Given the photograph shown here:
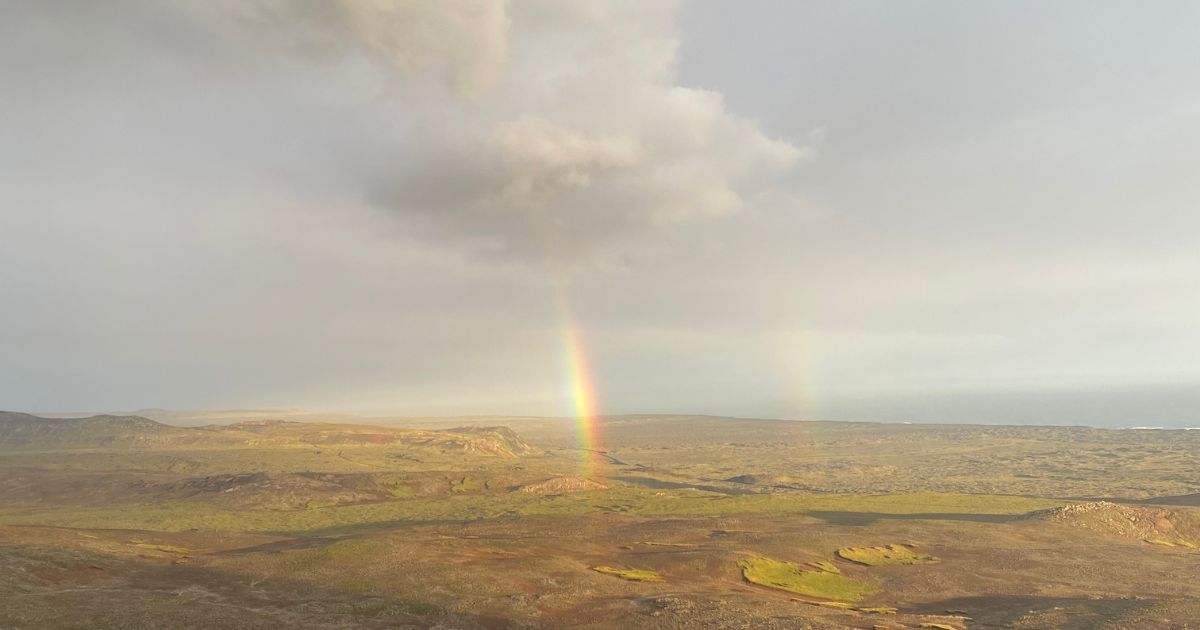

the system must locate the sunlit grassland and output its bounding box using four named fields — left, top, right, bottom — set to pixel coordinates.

left=590, top=420, right=1200, bottom=500
left=0, top=489, right=1064, bottom=534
